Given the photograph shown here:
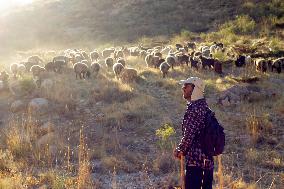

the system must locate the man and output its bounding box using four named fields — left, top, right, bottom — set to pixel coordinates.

left=174, top=77, right=214, bottom=189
